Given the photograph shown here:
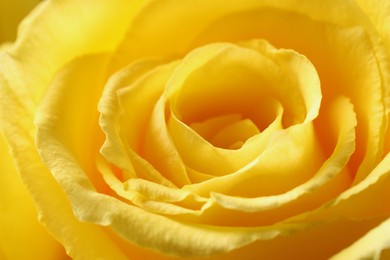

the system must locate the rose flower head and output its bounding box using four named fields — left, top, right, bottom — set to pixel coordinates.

left=1, top=0, right=390, bottom=259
